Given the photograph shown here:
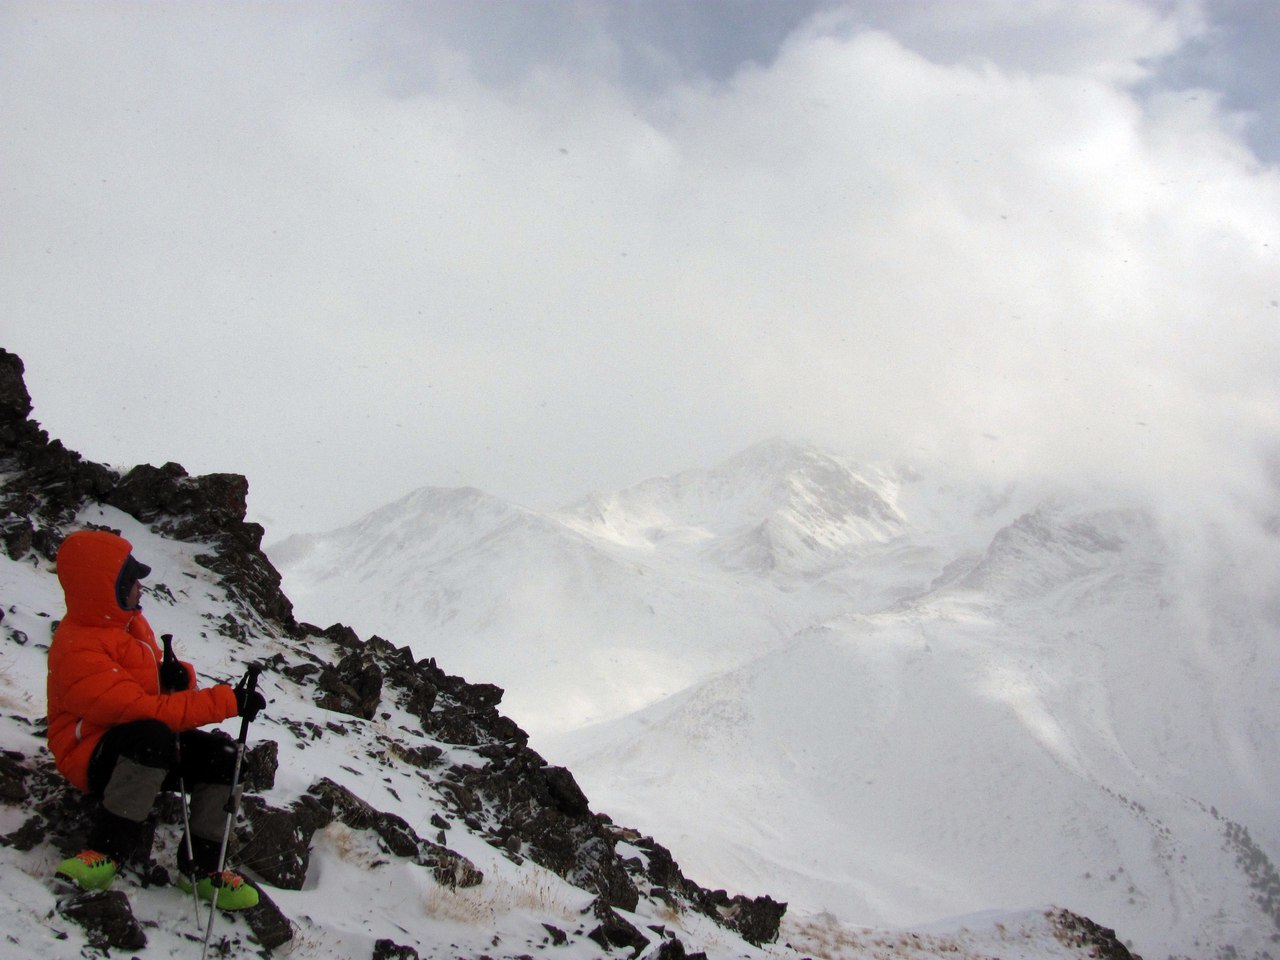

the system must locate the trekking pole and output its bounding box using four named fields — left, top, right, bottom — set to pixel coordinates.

left=201, top=666, right=260, bottom=960
left=161, top=634, right=204, bottom=929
